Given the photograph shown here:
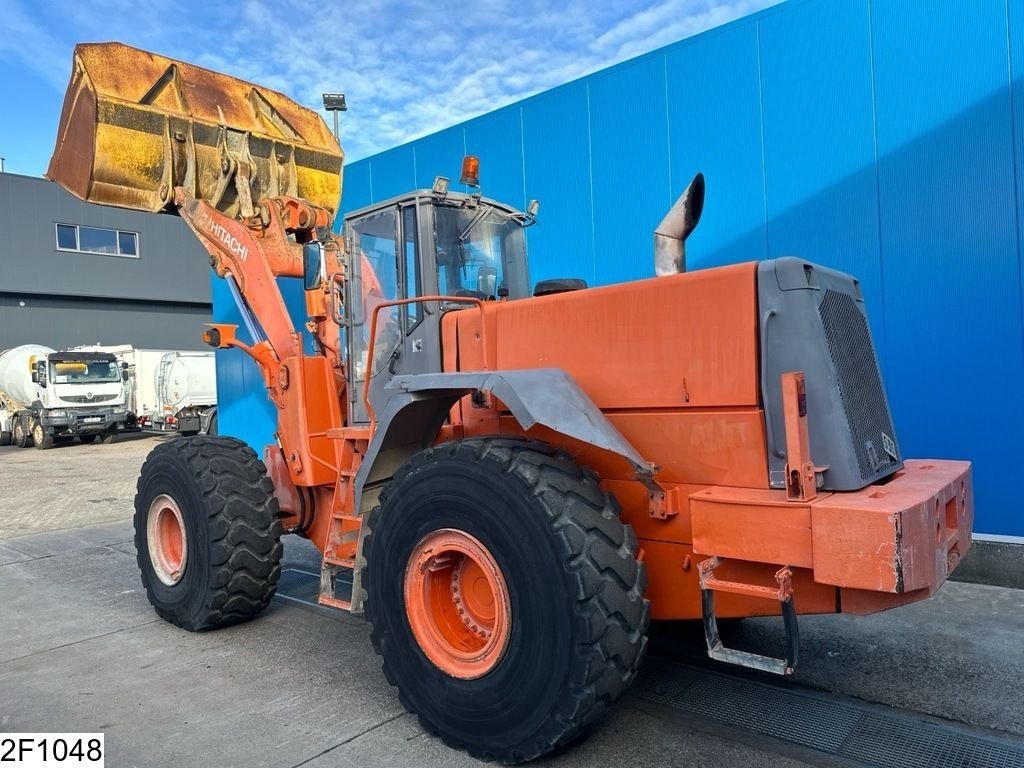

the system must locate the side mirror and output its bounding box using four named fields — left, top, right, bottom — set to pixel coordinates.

left=31, top=370, right=39, bottom=384
left=34, top=361, right=47, bottom=387
left=303, top=241, right=325, bottom=291
left=478, top=266, right=498, bottom=296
